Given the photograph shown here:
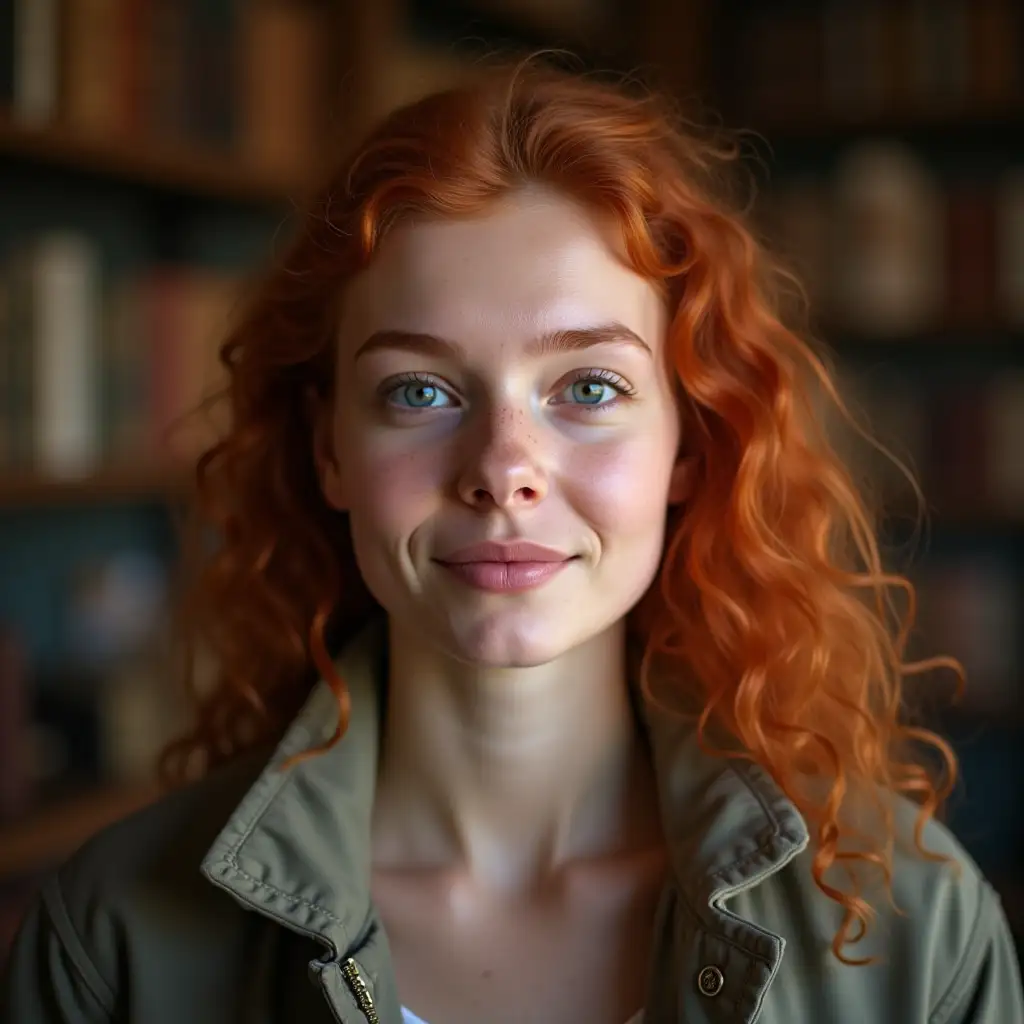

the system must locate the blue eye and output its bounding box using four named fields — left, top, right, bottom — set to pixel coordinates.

left=561, top=372, right=633, bottom=407
left=570, top=379, right=612, bottom=405
left=387, top=377, right=453, bottom=409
